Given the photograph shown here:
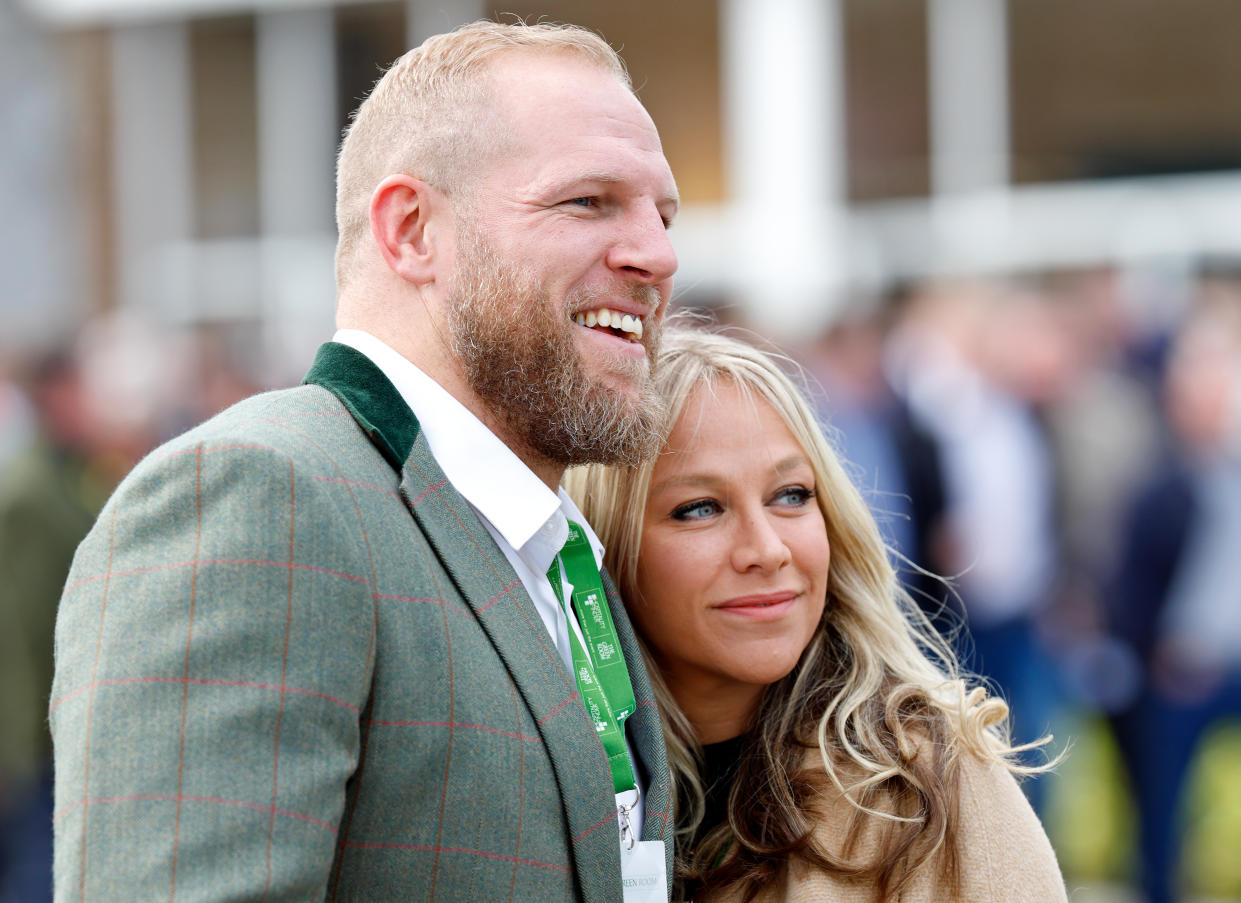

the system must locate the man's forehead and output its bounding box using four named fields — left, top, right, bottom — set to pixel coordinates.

left=452, top=50, right=675, bottom=215
left=484, top=58, right=666, bottom=150
left=482, top=51, right=636, bottom=123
